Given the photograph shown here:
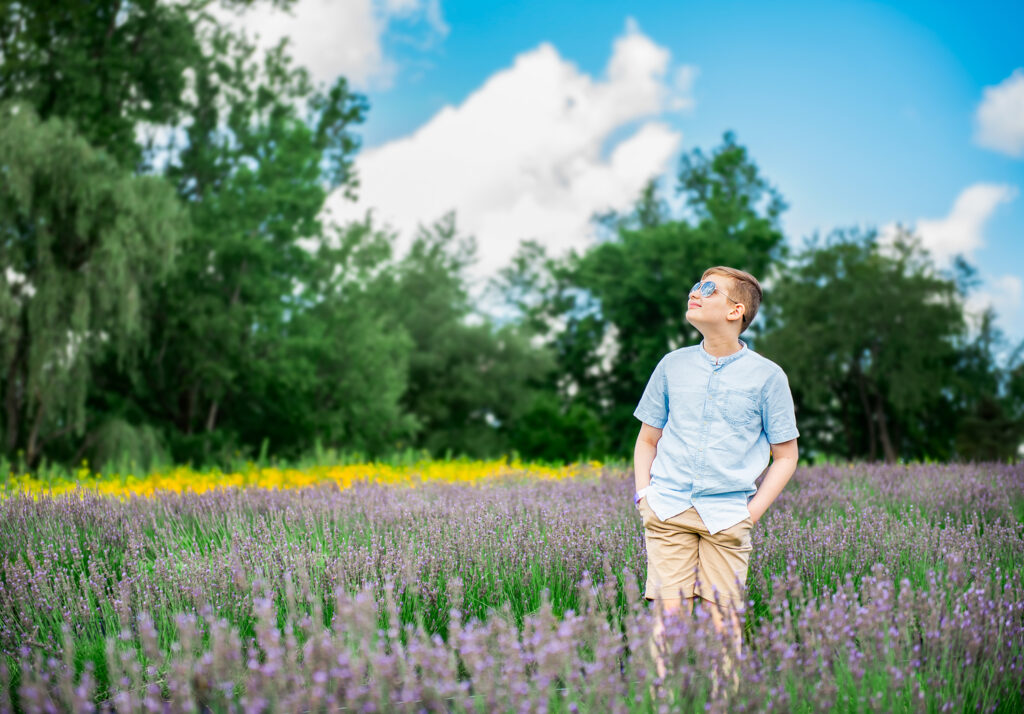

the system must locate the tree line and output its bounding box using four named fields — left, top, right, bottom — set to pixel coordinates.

left=1, top=0, right=1021, bottom=470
